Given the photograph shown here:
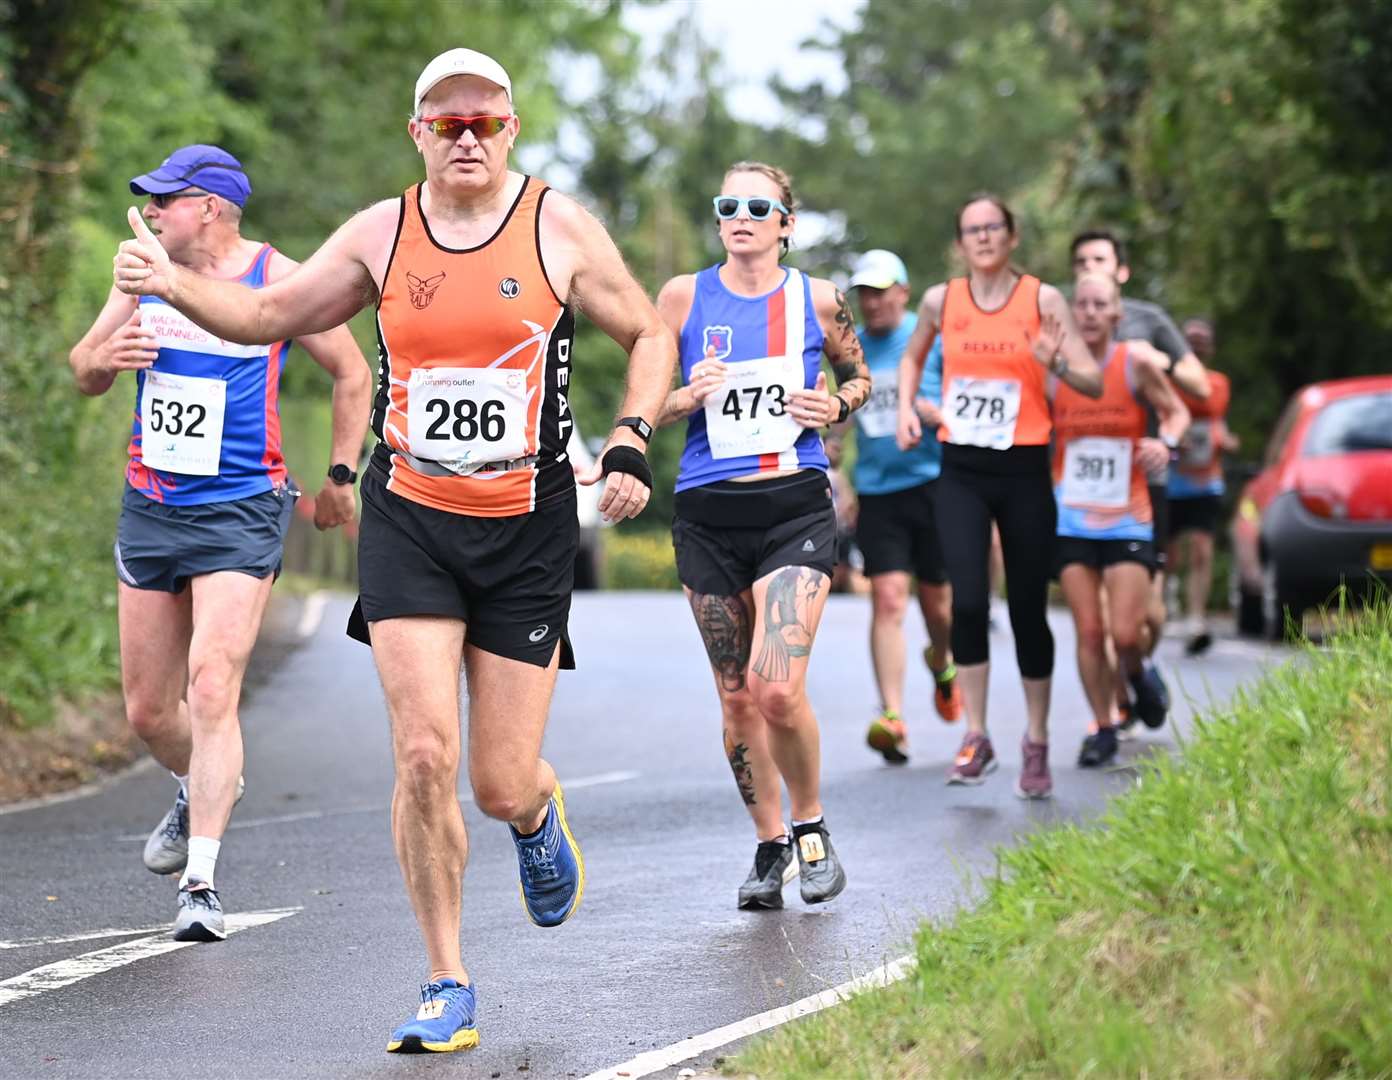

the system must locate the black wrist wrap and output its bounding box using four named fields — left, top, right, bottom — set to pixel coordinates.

left=600, top=444, right=653, bottom=489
